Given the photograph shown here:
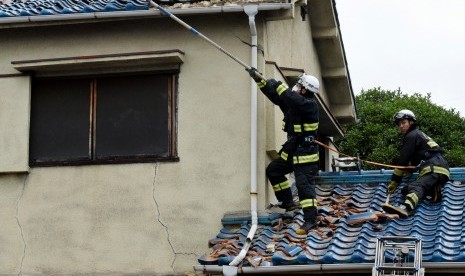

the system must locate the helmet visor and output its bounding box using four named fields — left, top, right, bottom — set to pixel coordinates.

left=393, top=112, right=406, bottom=121
left=393, top=111, right=415, bottom=124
